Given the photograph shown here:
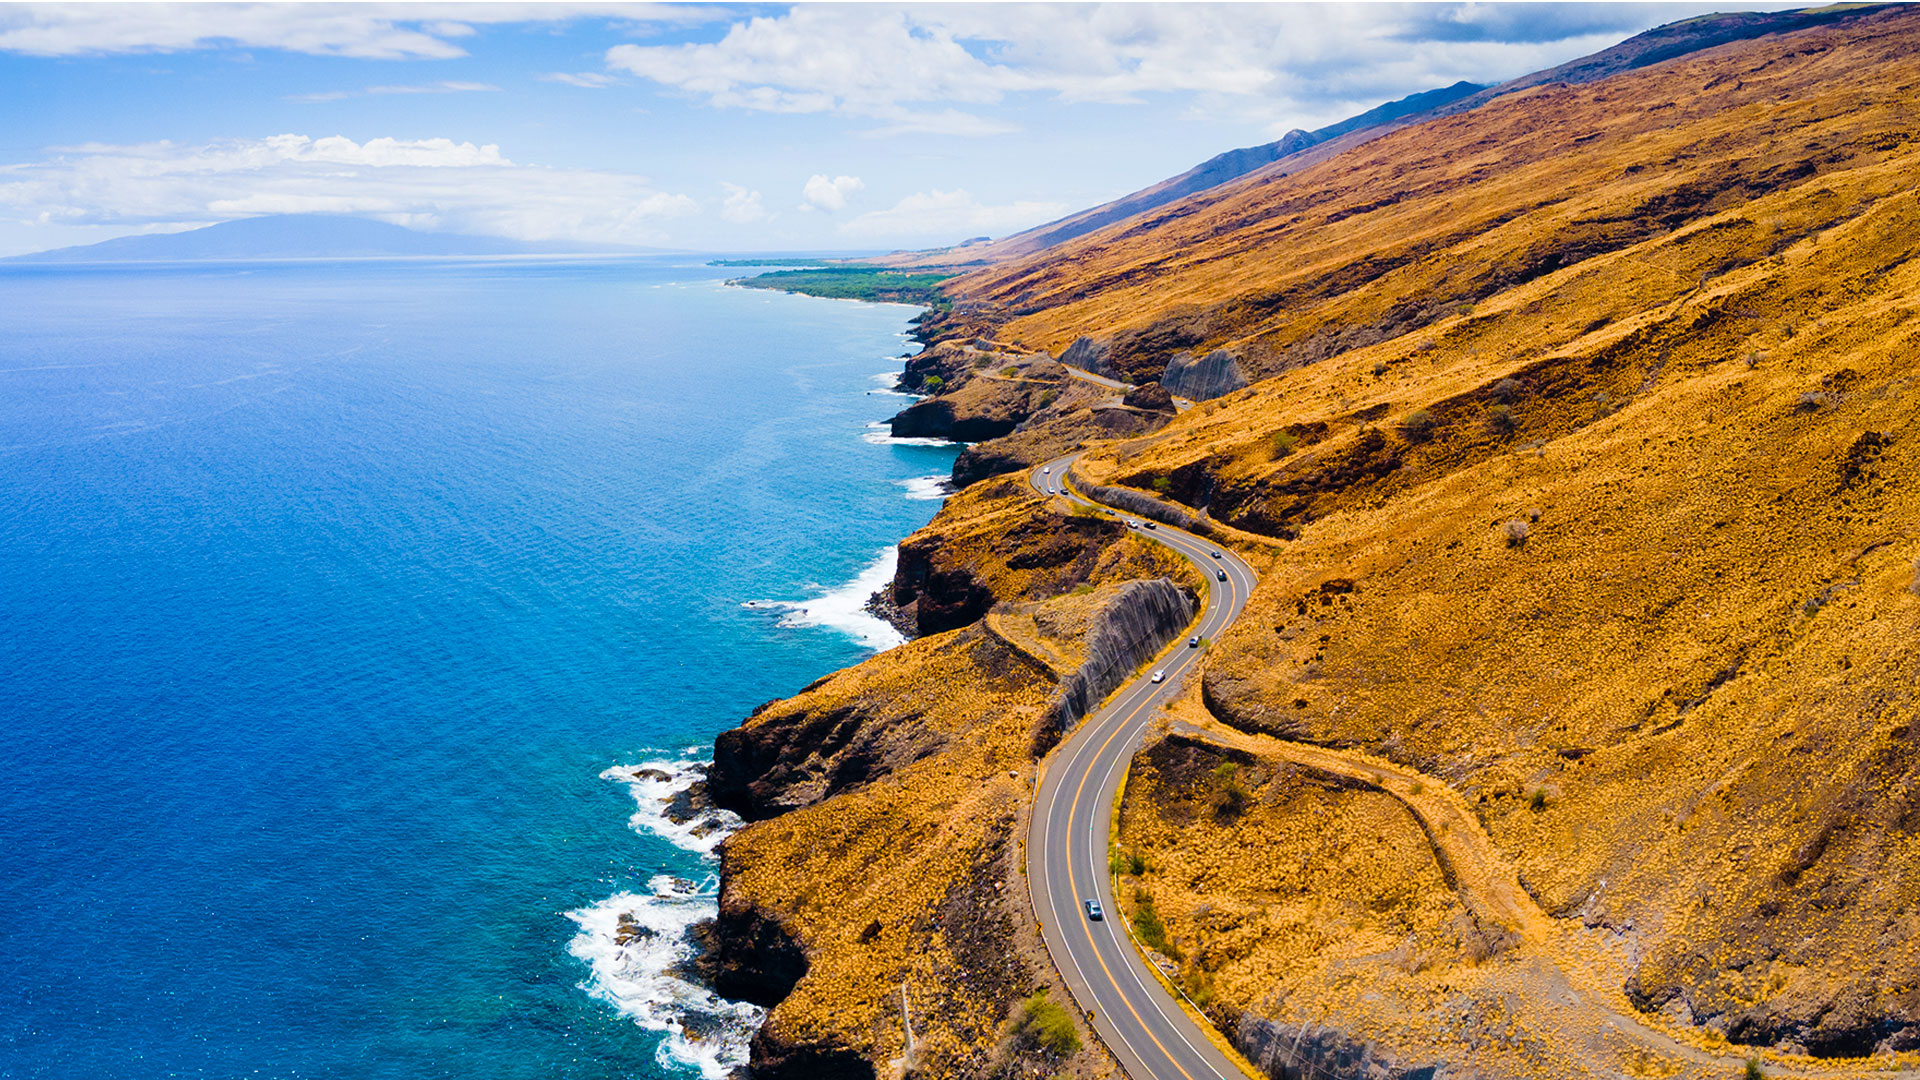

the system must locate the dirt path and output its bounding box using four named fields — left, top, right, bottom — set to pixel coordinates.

left=1166, top=714, right=1920, bottom=1079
